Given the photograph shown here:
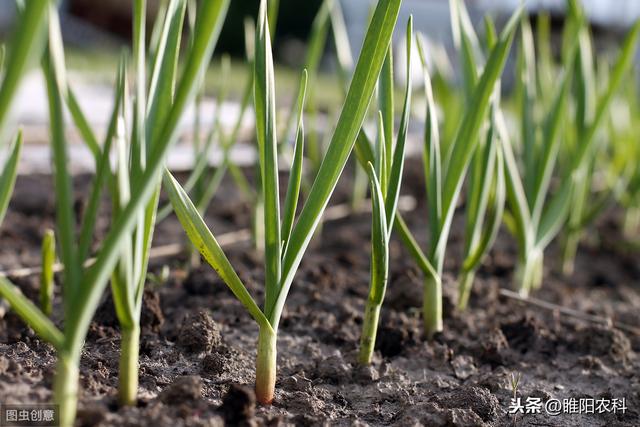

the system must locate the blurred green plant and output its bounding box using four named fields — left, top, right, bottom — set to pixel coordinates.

left=500, top=0, right=640, bottom=295
left=446, top=3, right=506, bottom=311
left=0, top=1, right=230, bottom=425
left=40, top=229, right=56, bottom=317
